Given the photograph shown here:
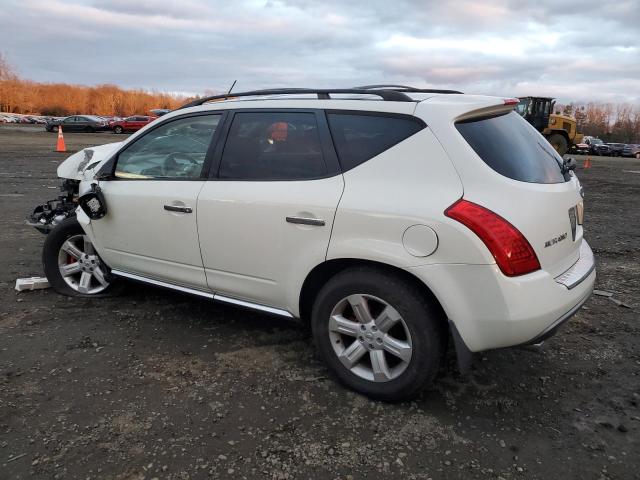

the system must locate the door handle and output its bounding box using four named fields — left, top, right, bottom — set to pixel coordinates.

left=164, top=205, right=193, bottom=214
left=286, top=216, right=325, bottom=226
